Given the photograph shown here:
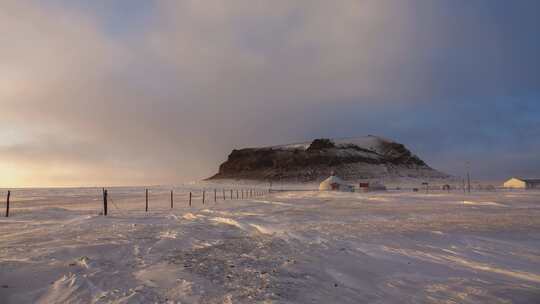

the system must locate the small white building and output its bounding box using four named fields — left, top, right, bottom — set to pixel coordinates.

left=503, top=178, right=540, bottom=189
left=319, top=175, right=354, bottom=192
